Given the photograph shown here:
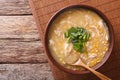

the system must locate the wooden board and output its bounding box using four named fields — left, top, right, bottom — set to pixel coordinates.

left=0, top=64, right=53, bottom=80
left=0, top=0, right=31, bottom=15
left=28, top=0, right=120, bottom=80
left=0, top=0, right=53, bottom=79
left=0, top=16, right=47, bottom=63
